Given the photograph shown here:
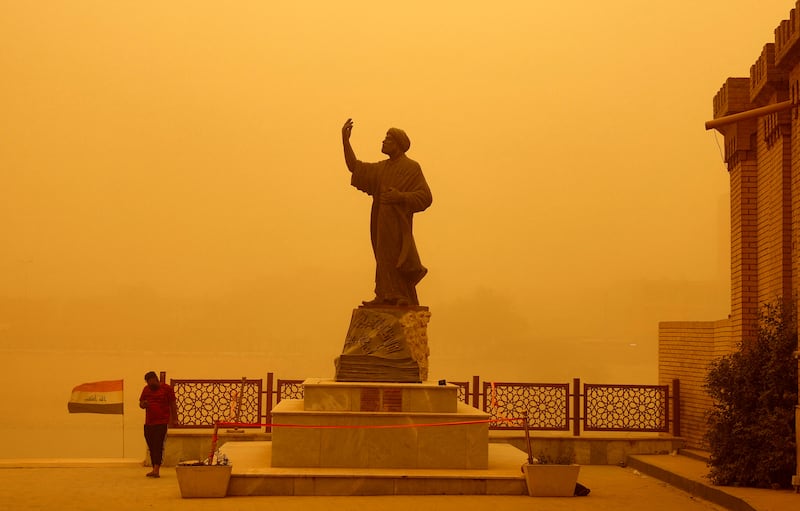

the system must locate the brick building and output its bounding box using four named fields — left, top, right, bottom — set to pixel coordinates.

left=658, top=2, right=800, bottom=477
